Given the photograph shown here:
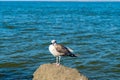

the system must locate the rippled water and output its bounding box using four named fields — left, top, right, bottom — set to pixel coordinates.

left=0, top=1, right=120, bottom=80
